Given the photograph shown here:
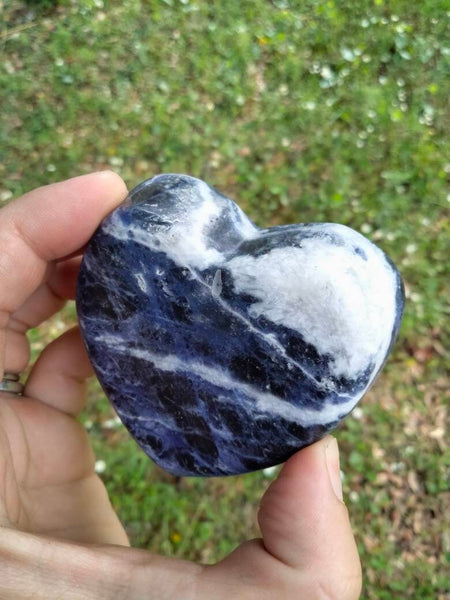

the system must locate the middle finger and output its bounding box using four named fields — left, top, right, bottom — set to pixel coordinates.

left=5, top=258, right=82, bottom=373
